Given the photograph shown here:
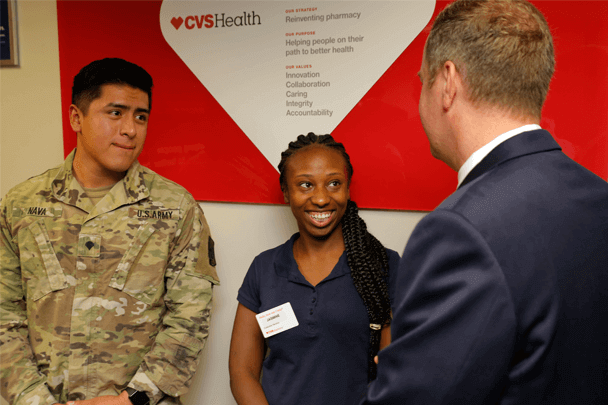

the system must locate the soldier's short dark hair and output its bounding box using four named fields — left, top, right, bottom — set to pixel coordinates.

left=71, top=58, right=153, bottom=114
